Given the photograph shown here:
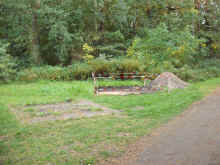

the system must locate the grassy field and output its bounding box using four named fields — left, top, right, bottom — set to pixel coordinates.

left=1, top=78, right=220, bottom=165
